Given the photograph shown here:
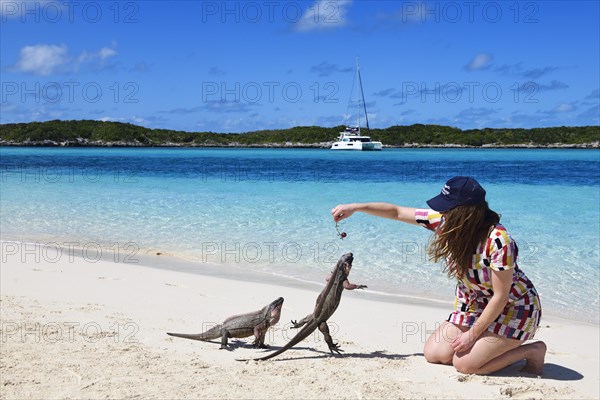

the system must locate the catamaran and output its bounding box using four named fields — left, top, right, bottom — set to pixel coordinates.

left=331, top=59, right=383, bottom=151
